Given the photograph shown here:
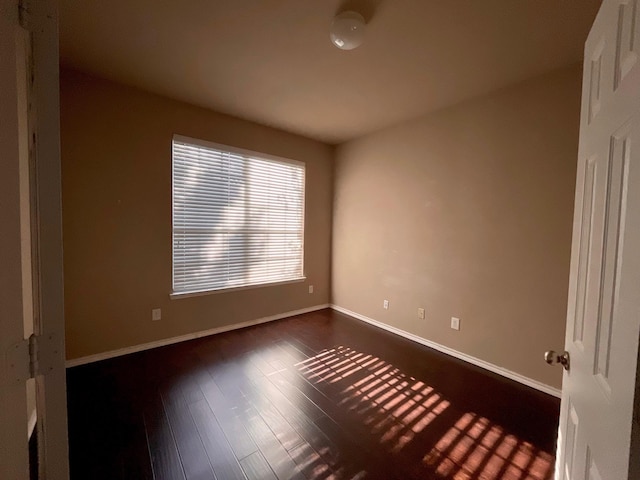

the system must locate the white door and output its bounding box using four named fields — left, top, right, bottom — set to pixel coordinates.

left=554, top=0, right=640, bottom=479
left=0, top=0, right=69, bottom=479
